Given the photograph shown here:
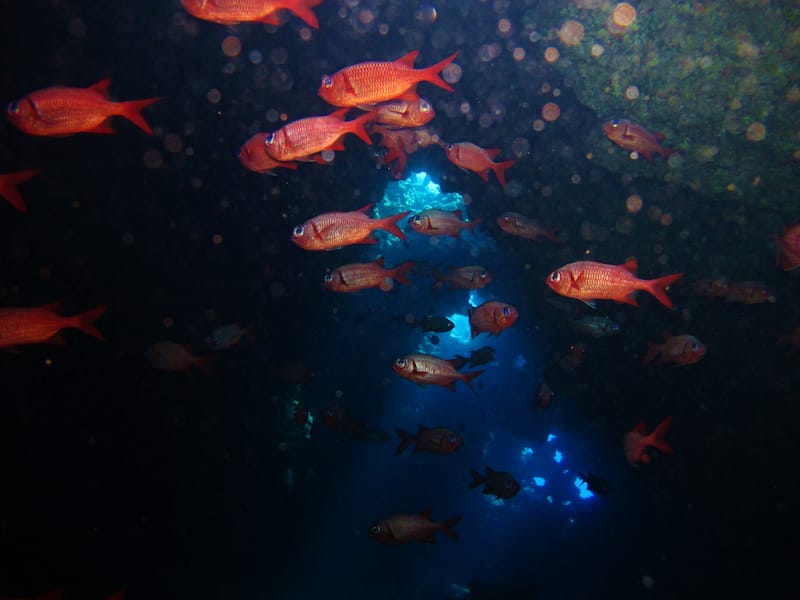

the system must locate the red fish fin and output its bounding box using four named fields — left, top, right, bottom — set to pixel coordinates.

left=40, top=300, right=64, bottom=313
left=648, top=416, right=674, bottom=455
left=423, top=532, right=438, bottom=544
left=372, top=256, right=386, bottom=267
left=476, top=169, right=490, bottom=182
left=544, top=228, right=562, bottom=244
left=439, top=515, right=462, bottom=540
left=398, top=88, right=421, bottom=102
left=445, top=381, right=457, bottom=392
left=46, top=332, right=69, bottom=346
left=329, top=107, right=350, bottom=120
left=89, top=78, right=113, bottom=98
left=358, top=234, right=379, bottom=245
left=67, top=304, right=109, bottom=341
left=88, top=119, right=117, bottom=134
left=492, top=159, right=515, bottom=187
left=347, top=110, right=376, bottom=145
left=618, top=291, right=639, bottom=307
left=105, top=591, right=126, bottom=600
left=194, top=353, right=221, bottom=375
left=0, top=168, right=42, bottom=212
left=395, top=50, right=420, bottom=67
left=390, top=260, right=416, bottom=286
left=642, top=342, right=661, bottom=365
left=420, top=52, right=459, bottom=92
left=638, top=149, right=655, bottom=162
left=469, top=469, right=484, bottom=489
left=643, top=272, right=683, bottom=309
left=452, top=355, right=469, bottom=370
left=377, top=210, right=411, bottom=241
left=285, top=3, right=320, bottom=28
left=117, top=97, right=162, bottom=134
left=632, top=421, right=648, bottom=434
left=461, top=369, right=484, bottom=393
left=255, top=13, right=282, bottom=26
left=620, top=258, right=638, bottom=273
left=356, top=203, right=374, bottom=214
left=486, top=148, right=501, bottom=159
left=395, top=428, right=415, bottom=454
